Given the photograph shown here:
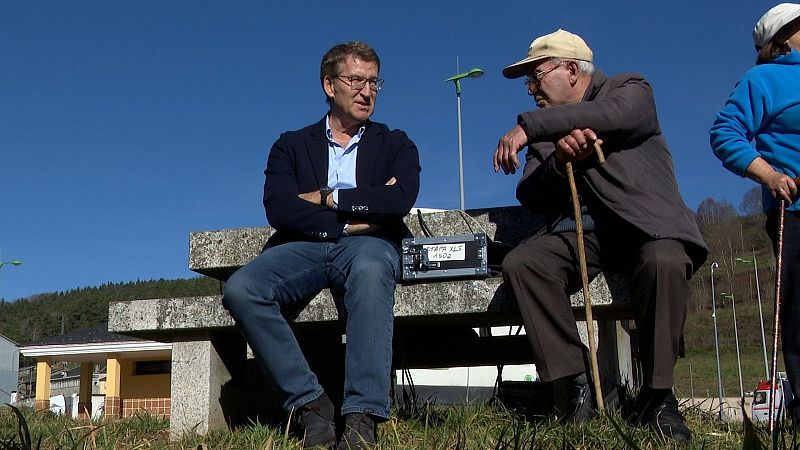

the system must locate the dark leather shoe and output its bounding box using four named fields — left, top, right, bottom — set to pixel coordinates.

left=552, top=372, right=597, bottom=423
left=632, top=388, right=692, bottom=442
left=301, top=392, right=336, bottom=448
left=337, top=413, right=377, bottom=449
